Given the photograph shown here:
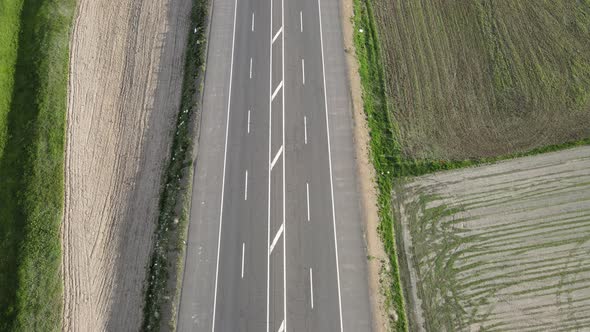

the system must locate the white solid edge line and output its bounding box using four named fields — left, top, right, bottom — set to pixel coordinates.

left=244, top=170, right=248, bottom=200
left=250, top=57, right=253, bottom=79
left=242, top=242, right=245, bottom=279
left=302, top=58, right=305, bottom=85
left=306, top=182, right=310, bottom=221
left=300, top=11, right=303, bottom=32
left=271, top=81, right=283, bottom=101
left=310, top=268, right=314, bottom=309
left=252, top=12, right=255, bottom=31
left=304, top=116, right=308, bottom=144
left=281, top=0, right=287, bottom=328
left=270, top=145, right=283, bottom=170
left=211, top=0, right=238, bottom=329
left=278, top=320, right=285, bottom=332
left=248, top=109, right=251, bottom=134
left=269, top=223, right=284, bottom=254
left=317, top=0, right=344, bottom=330
left=266, top=0, right=273, bottom=329
left=272, top=26, right=283, bottom=44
